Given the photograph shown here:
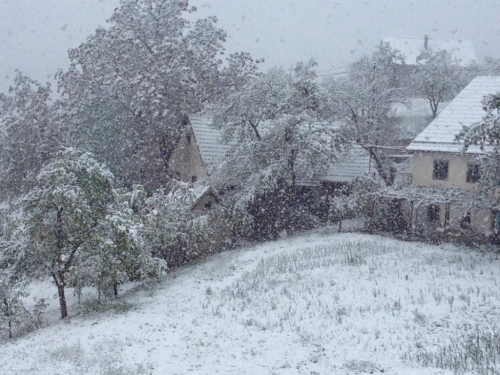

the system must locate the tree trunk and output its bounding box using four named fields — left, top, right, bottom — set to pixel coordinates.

left=3, top=298, right=12, bottom=339
left=53, top=274, right=68, bottom=319
left=366, top=147, right=391, bottom=186
left=57, top=283, right=68, bottom=319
